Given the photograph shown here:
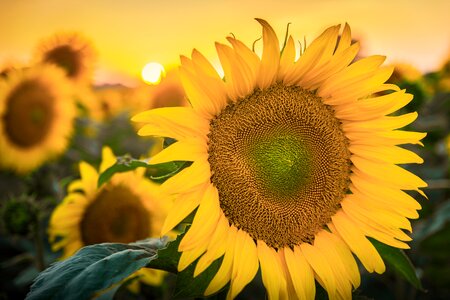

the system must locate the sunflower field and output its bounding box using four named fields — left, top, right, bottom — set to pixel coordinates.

left=0, top=1, right=449, bottom=300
